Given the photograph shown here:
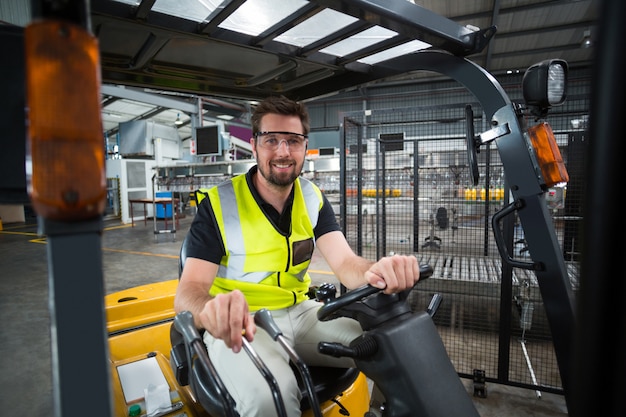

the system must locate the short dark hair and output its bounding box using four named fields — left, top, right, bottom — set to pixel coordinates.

left=251, top=95, right=310, bottom=136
